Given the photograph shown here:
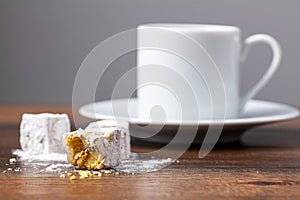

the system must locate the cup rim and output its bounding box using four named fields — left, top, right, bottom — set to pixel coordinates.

left=138, top=23, right=240, bottom=32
